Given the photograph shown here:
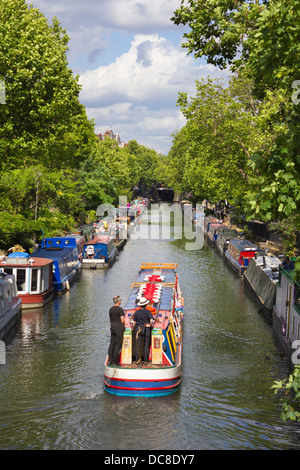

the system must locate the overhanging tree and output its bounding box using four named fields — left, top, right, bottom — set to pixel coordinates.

left=0, top=0, right=95, bottom=171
